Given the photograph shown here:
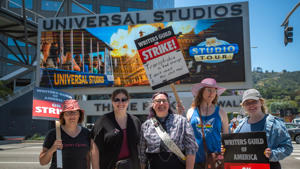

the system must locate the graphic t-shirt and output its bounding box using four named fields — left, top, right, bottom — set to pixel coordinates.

left=43, top=127, right=90, bottom=169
